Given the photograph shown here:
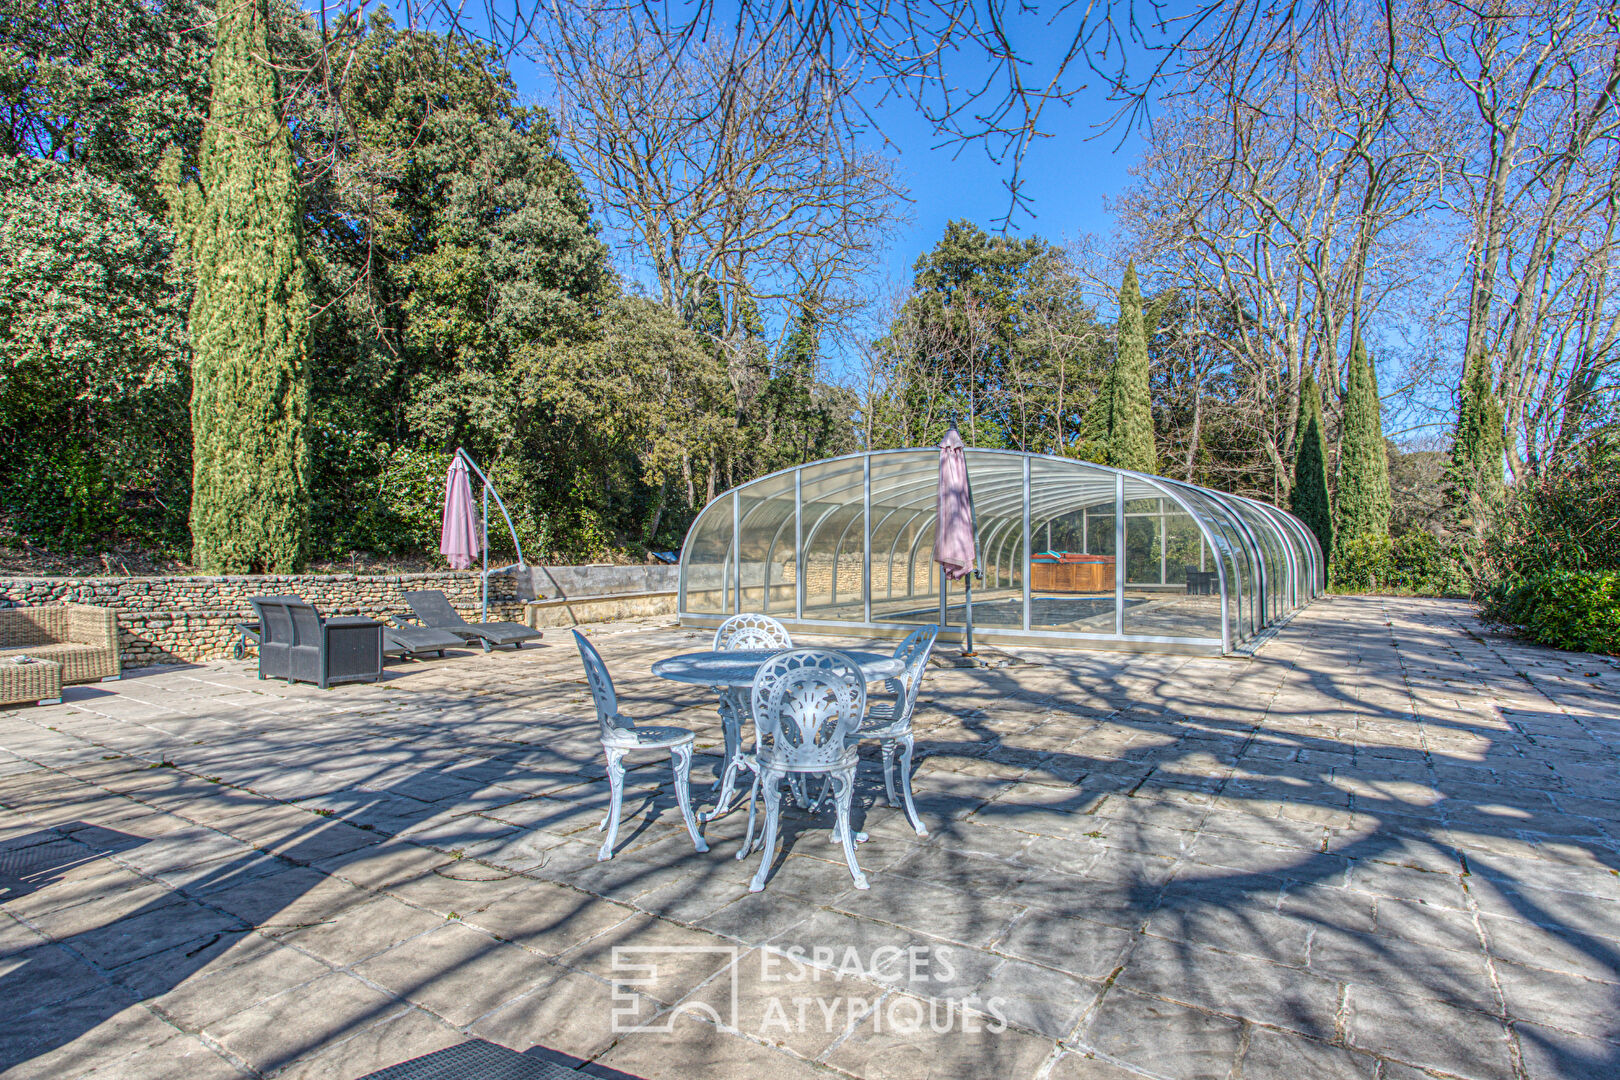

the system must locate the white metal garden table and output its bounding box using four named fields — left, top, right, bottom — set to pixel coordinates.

left=651, top=648, right=903, bottom=820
